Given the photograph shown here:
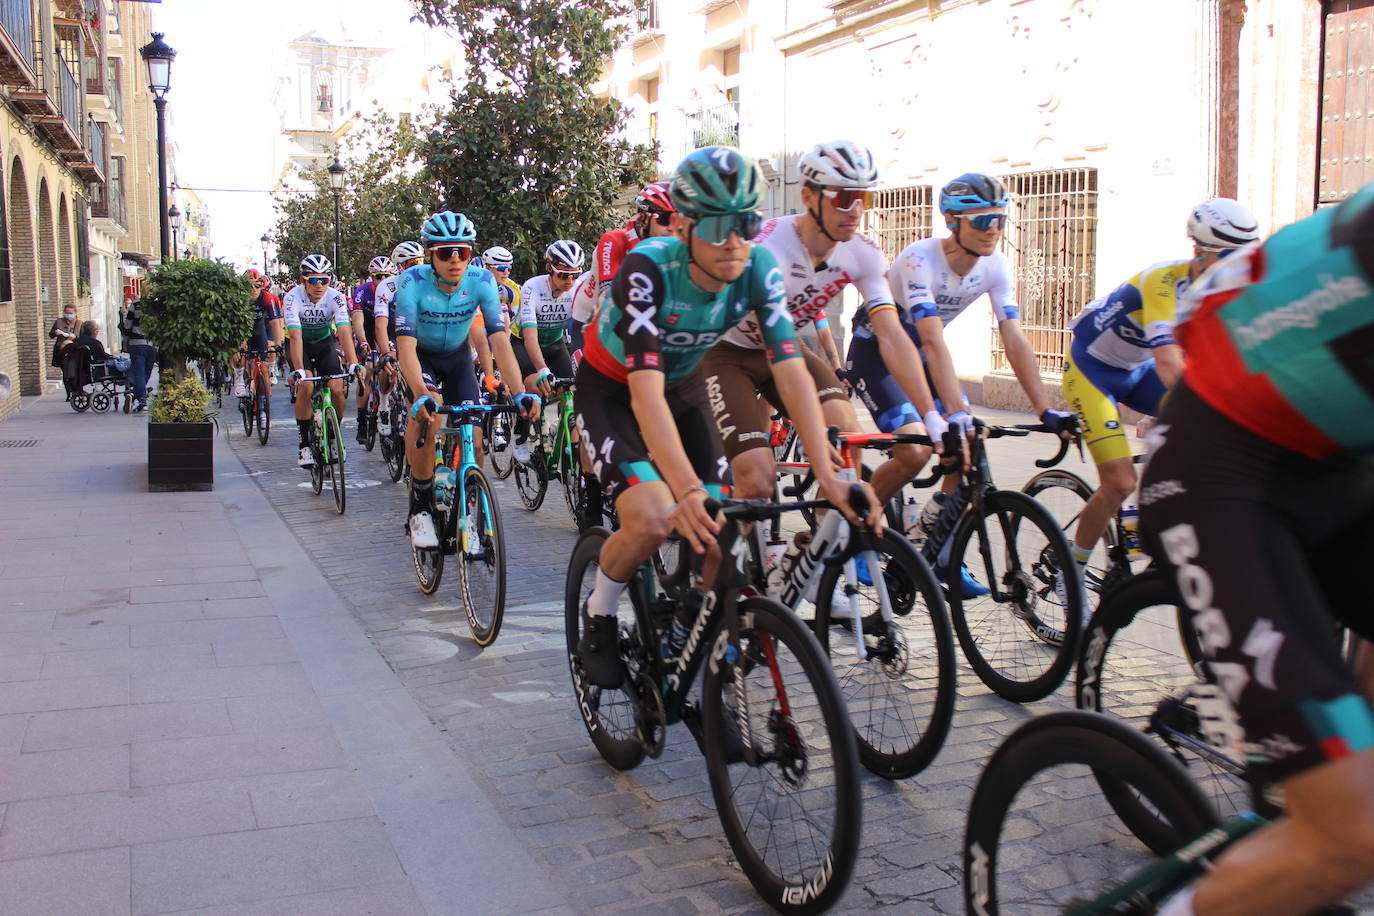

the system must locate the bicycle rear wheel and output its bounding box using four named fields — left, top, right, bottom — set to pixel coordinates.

left=814, top=532, right=957, bottom=779
left=309, top=425, right=324, bottom=495
left=413, top=501, right=445, bottom=595
left=514, top=446, right=548, bottom=510
left=257, top=390, right=270, bottom=446
left=560, top=443, right=584, bottom=524
left=948, top=490, right=1085, bottom=702
left=241, top=397, right=253, bottom=437
left=364, top=406, right=378, bottom=452
left=1023, top=468, right=1131, bottom=599
left=702, top=596, right=861, bottom=914
left=459, top=468, right=506, bottom=646
left=326, top=410, right=346, bottom=514
left=383, top=401, right=406, bottom=483
left=488, top=399, right=515, bottom=479
left=962, top=710, right=1219, bottom=914
left=564, top=529, right=647, bottom=771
